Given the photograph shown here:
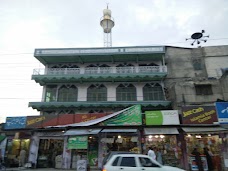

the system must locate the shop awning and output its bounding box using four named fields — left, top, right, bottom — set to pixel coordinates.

left=144, top=128, right=179, bottom=135
left=182, top=127, right=227, bottom=133
left=64, top=128, right=102, bottom=136
left=101, top=129, right=138, bottom=133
